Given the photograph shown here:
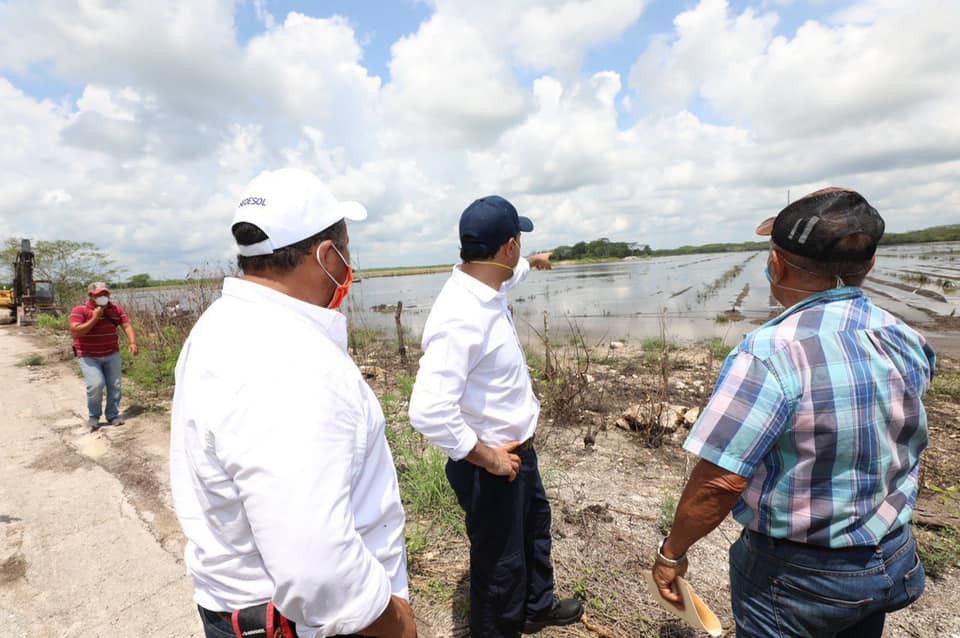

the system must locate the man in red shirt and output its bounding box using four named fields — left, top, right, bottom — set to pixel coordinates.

left=69, top=282, right=138, bottom=431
